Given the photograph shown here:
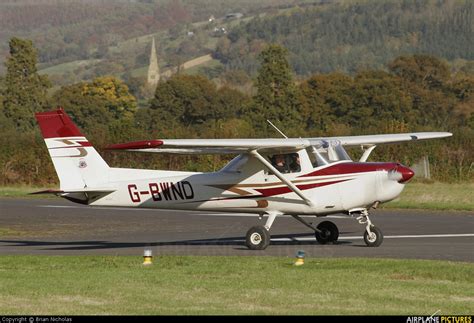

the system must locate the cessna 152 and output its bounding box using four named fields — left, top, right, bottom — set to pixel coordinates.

left=34, top=109, right=452, bottom=250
